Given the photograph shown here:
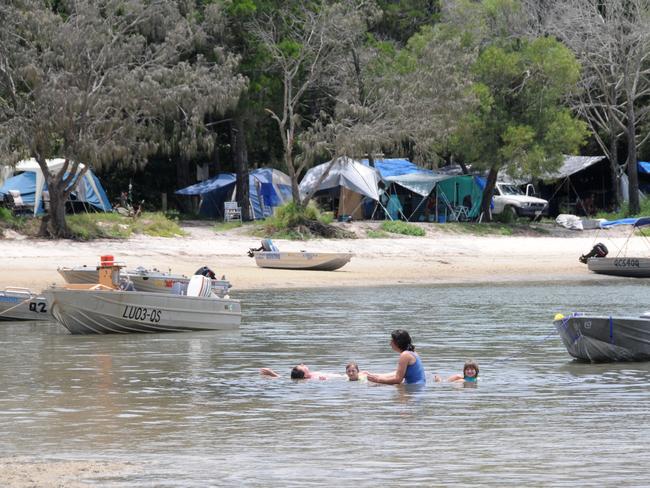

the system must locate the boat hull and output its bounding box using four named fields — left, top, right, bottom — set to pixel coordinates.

left=554, top=314, right=650, bottom=361
left=253, top=251, right=352, bottom=271
left=587, top=257, right=650, bottom=277
left=43, top=288, right=241, bottom=334
left=0, top=289, right=50, bottom=321
left=58, top=267, right=231, bottom=296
